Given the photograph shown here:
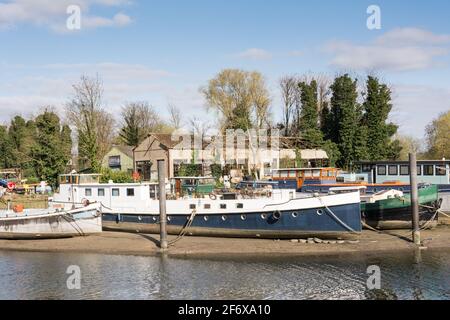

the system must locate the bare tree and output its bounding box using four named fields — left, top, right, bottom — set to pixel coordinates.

left=119, top=101, right=164, bottom=147
left=279, top=76, right=297, bottom=136
left=167, top=103, right=182, bottom=130
left=66, top=75, right=115, bottom=172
